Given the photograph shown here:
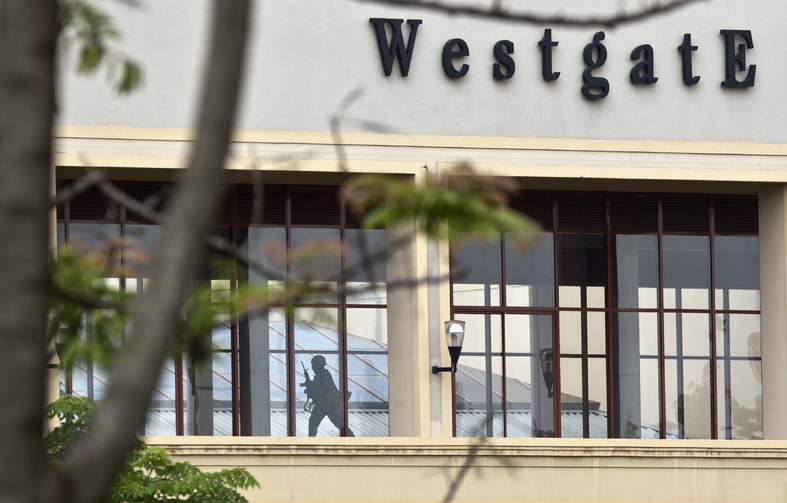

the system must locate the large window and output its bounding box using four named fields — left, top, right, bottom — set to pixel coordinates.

left=57, top=182, right=388, bottom=437
left=451, top=192, right=761, bottom=439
